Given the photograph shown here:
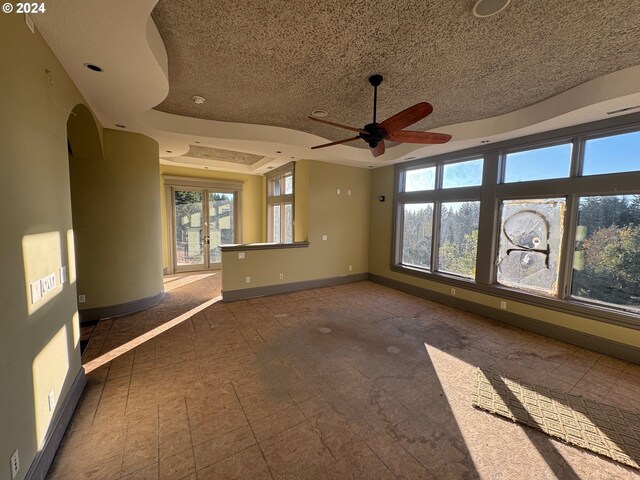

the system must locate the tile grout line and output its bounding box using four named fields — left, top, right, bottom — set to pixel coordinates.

left=230, top=382, right=276, bottom=480
left=183, top=396, right=200, bottom=480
